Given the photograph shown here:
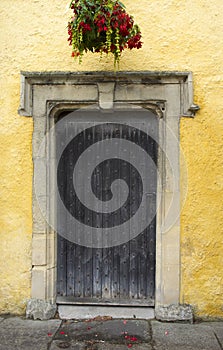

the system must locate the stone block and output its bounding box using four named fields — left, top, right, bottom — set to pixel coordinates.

left=98, top=82, right=115, bottom=109
left=31, top=267, right=46, bottom=299
left=47, top=235, right=56, bottom=267
left=155, top=304, right=193, bottom=323
left=164, top=84, right=181, bottom=116
left=115, top=83, right=165, bottom=101
left=46, top=267, right=57, bottom=300
left=26, top=298, right=57, bottom=320
left=32, top=195, right=47, bottom=234
left=32, top=235, right=47, bottom=265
